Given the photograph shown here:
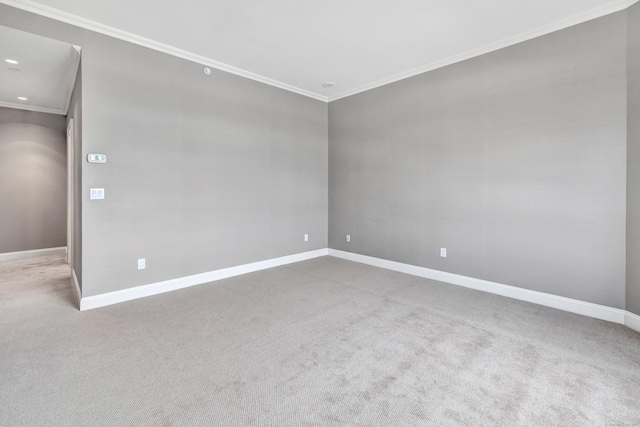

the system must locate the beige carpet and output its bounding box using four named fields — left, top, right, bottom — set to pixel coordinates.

left=1, top=254, right=639, bottom=426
